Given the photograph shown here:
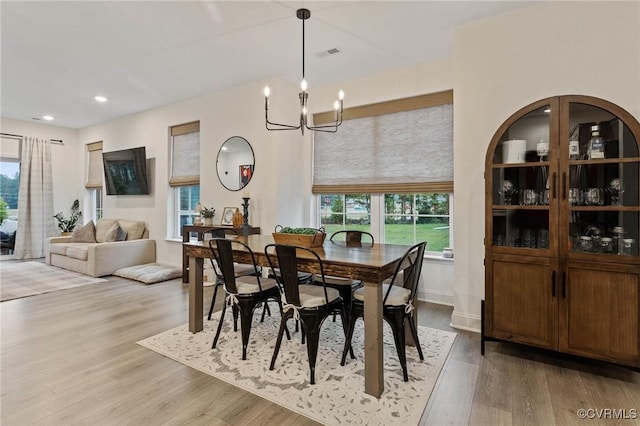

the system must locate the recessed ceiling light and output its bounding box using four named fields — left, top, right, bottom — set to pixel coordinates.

left=94, top=96, right=108, bottom=102
left=544, top=108, right=551, bottom=113
left=42, top=115, right=54, bottom=121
